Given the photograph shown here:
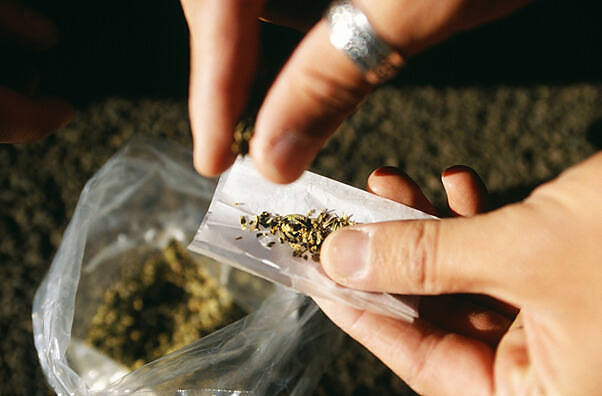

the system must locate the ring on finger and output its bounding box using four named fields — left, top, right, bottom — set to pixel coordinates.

left=324, top=0, right=405, bottom=84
